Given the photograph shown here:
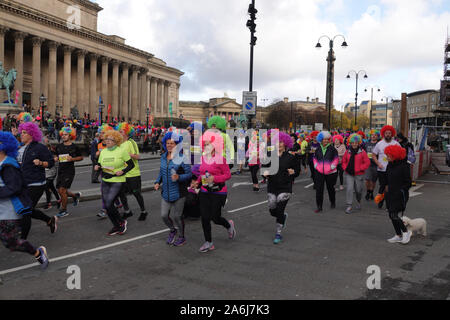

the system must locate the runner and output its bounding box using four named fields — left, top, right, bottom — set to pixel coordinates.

left=207, top=116, right=235, bottom=168
left=17, top=122, right=57, bottom=238
left=262, top=131, right=299, bottom=244
left=154, top=132, right=192, bottom=246
left=371, top=125, right=400, bottom=209
left=313, top=131, right=339, bottom=213
left=96, top=124, right=114, bottom=218
left=95, top=130, right=134, bottom=236
left=299, top=133, right=308, bottom=174
left=342, top=133, right=370, bottom=214
left=333, top=134, right=346, bottom=191
left=54, top=127, right=83, bottom=217
left=43, top=137, right=60, bottom=210
left=0, top=131, right=49, bottom=269
left=364, top=130, right=380, bottom=201
left=197, top=129, right=235, bottom=253
left=117, top=123, right=149, bottom=221
left=247, top=130, right=261, bottom=192
left=384, top=144, right=412, bottom=244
